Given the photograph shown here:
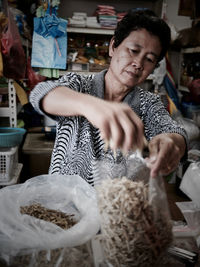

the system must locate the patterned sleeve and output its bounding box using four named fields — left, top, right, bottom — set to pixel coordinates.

left=29, top=72, right=92, bottom=116
left=140, top=90, right=189, bottom=147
